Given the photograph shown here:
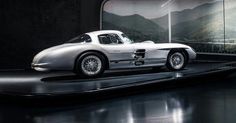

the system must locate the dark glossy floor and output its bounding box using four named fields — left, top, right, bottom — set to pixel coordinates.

left=1, top=70, right=236, bottom=123
left=0, top=62, right=232, bottom=96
